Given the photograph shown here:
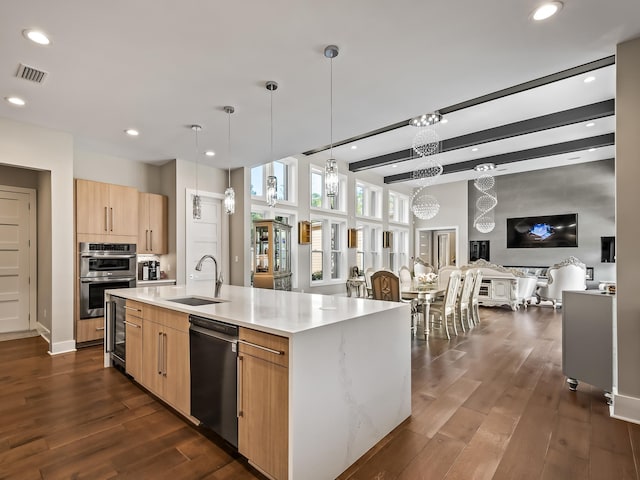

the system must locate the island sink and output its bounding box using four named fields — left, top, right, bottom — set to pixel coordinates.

left=165, top=297, right=223, bottom=306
